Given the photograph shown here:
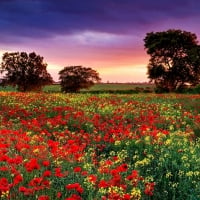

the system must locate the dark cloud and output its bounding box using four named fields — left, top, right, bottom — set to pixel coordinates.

left=0, top=0, right=200, bottom=43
